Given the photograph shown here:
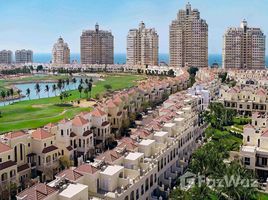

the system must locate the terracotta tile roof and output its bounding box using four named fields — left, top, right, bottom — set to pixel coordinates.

left=72, top=116, right=89, bottom=126
left=70, top=132, right=77, bottom=137
left=0, top=142, right=12, bottom=153
left=5, top=131, right=26, bottom=139
left=32, top=128, right=53, bottom=140
left=83, top=130, right=92, bottom=137
left=18, top=163, right=30, bottom=172
left=91, top=108, right=106, bottom=117
left=42, top=145, right=58, bottom=154
left=75, top=164, right=99, bottom=174
left=107, top=100, right=117, bottom=108
left=96, top=150, right=122, bottom=163
left=117, top=137, right=138, bottom=151
left=0, top=160, right=16, bottom=170
left=56, top=168, right=83, bottom=181
left=16, top=183, right=57, bottom=200
left=132, top=129, right=152, bottom=139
